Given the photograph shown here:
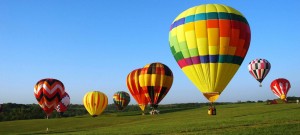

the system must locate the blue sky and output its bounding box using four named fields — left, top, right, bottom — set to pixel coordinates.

left=0, top=0, right=299, bottom=105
